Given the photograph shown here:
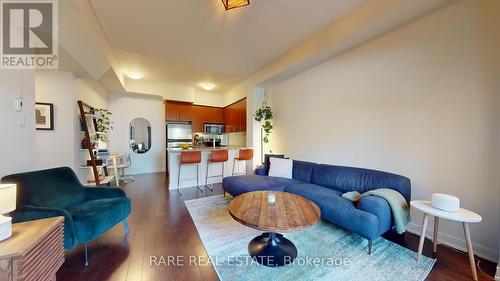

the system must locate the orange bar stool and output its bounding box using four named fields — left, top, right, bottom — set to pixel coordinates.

left=178, top=150, right=203, bottom=195
left=205, top=149, right=229, bottom=192
left=232, top=148, right=254, bottom=176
